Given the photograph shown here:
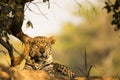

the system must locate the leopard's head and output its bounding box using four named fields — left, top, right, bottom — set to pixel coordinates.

left=28, top=36, right=55, bottom=62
